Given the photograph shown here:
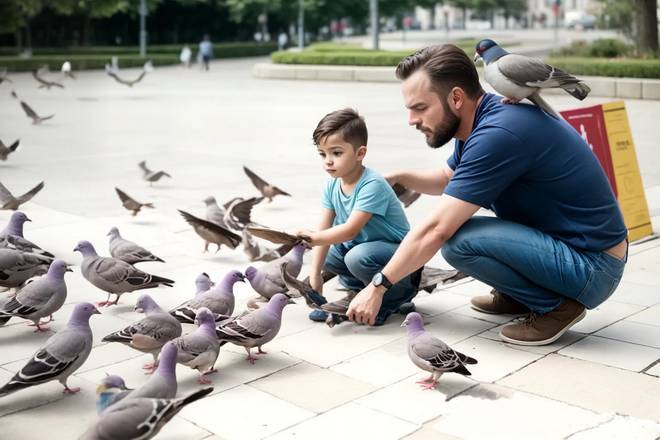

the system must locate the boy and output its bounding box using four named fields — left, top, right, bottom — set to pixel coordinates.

left=297, top=108, right=419, bottom=326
